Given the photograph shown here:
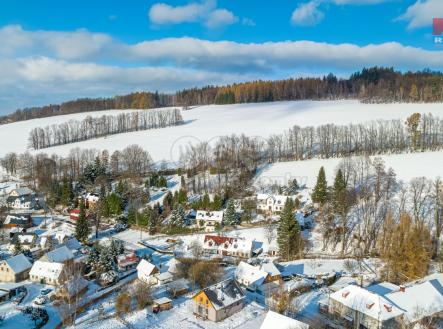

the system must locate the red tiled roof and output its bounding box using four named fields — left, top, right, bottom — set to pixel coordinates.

left=204, top=235, right=235, bottom=246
